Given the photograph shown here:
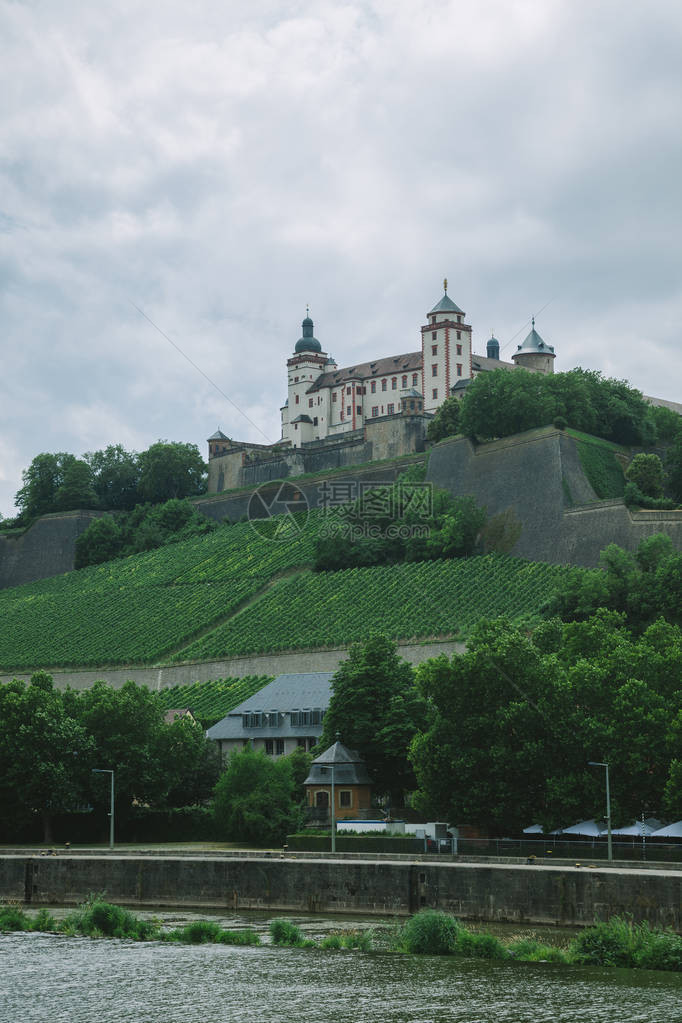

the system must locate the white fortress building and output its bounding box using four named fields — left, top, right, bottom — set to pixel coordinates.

left=279, top=280, right=554, bottom=448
